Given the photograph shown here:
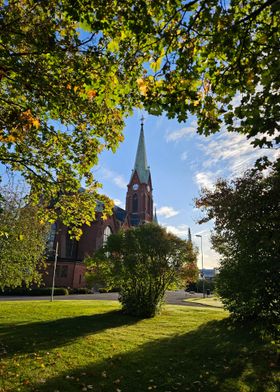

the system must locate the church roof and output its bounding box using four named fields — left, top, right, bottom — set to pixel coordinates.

left=113, top=205, right=127, bottom=223
left=131, top=122, right=150, bottom=184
